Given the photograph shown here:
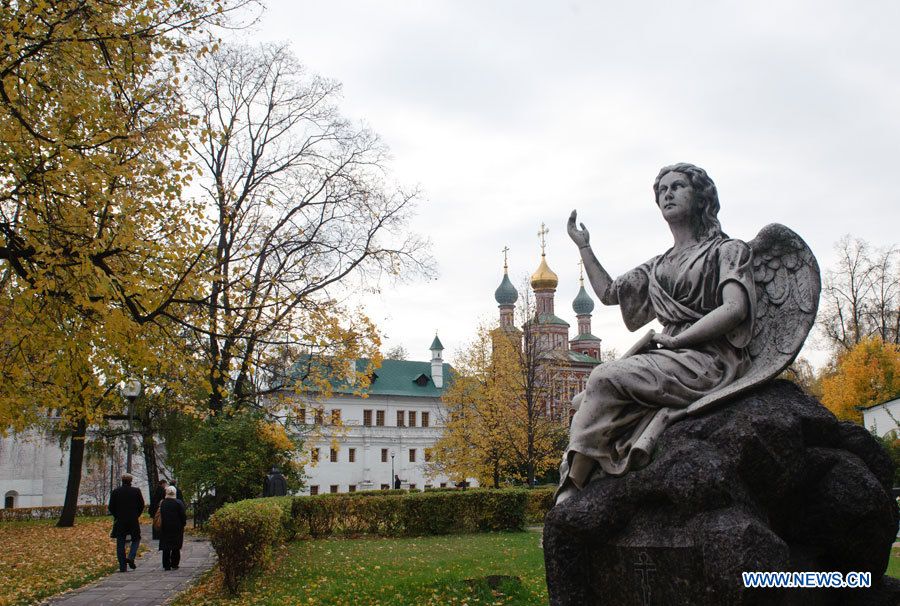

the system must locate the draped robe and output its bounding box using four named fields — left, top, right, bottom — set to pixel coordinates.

left=566, top=236, right=756, bottom=476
